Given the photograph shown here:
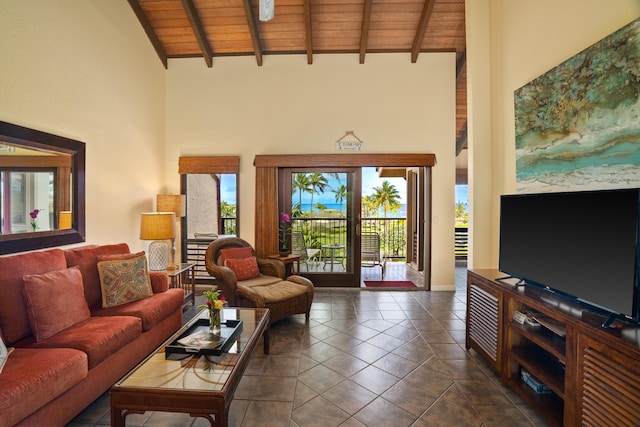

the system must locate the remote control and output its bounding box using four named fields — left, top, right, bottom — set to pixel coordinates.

left=513, top=311, right=527, bottom=324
